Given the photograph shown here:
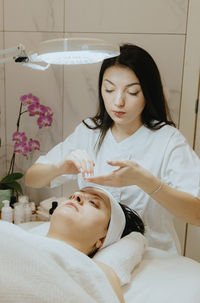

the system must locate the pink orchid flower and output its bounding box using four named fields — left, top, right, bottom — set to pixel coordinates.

left=44, top=106, right=53, bottom=117
left=20, top=93, right=39, bottom=106
left=14, top=142, right=29, bottom=156
left=28, top=139, right=40, bottom=152
left=40, top=105, right=49, bottom=115
left=12, top=131, right=27, bottom=143
left=28, top=103, right=45, bottom=116
left=37, top=115, right=53, bottom=128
